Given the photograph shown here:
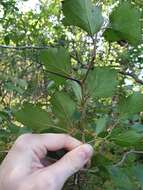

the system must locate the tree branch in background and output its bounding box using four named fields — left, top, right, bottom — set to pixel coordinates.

left=120, top=71, right=143, bottom=85
left=0, top=45, right=50, bottom=50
